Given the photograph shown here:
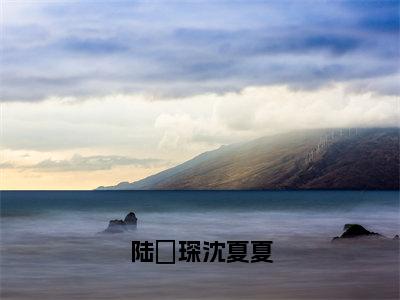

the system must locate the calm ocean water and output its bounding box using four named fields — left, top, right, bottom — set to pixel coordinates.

left=1, top=191, right=399, bottom=299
